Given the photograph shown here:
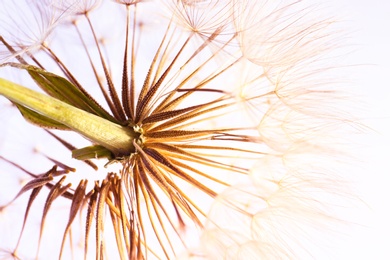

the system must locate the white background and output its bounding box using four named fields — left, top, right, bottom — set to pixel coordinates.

left=334, top=0, right=390, bottom=258
left=0, top=0, right=390, bottom=259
